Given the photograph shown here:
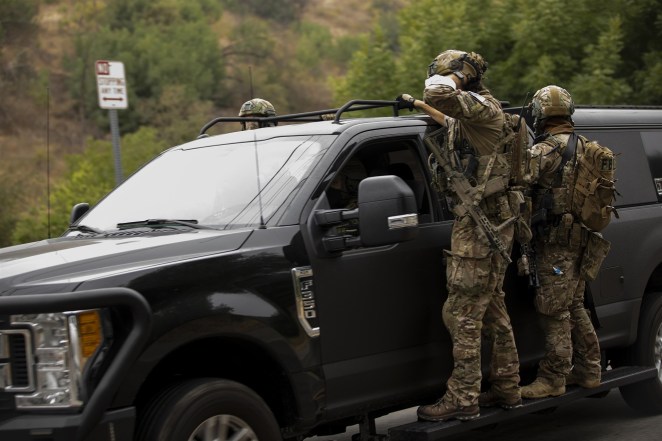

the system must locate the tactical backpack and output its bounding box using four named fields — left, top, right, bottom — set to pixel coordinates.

left=562, top=133, right=618, bottom=231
